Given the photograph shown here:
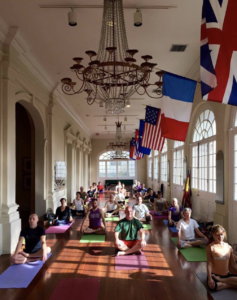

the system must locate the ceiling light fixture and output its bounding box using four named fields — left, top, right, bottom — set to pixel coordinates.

left=134, top=8, right=142, bottom=27
left=68, top=7, right=77, bottom=26
left=124, top=116, right=127, bottom=122
left=103, top=116, right=107, bottom=122
left=61, top=0, right=165, bottom=114
left=126, top=100, right=131, bottom=108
